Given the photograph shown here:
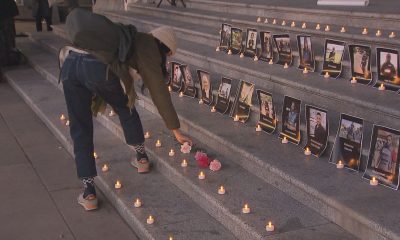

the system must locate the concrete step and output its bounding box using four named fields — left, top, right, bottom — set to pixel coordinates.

left=3, top=60, right=236, bottom=240
left=184, top=0, right=400, bottom=32
left=19, top=33, right=400, bottom=240
left=125, top=3, right=400, bottom=48
left=14, top=36, right=356, bottom=240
